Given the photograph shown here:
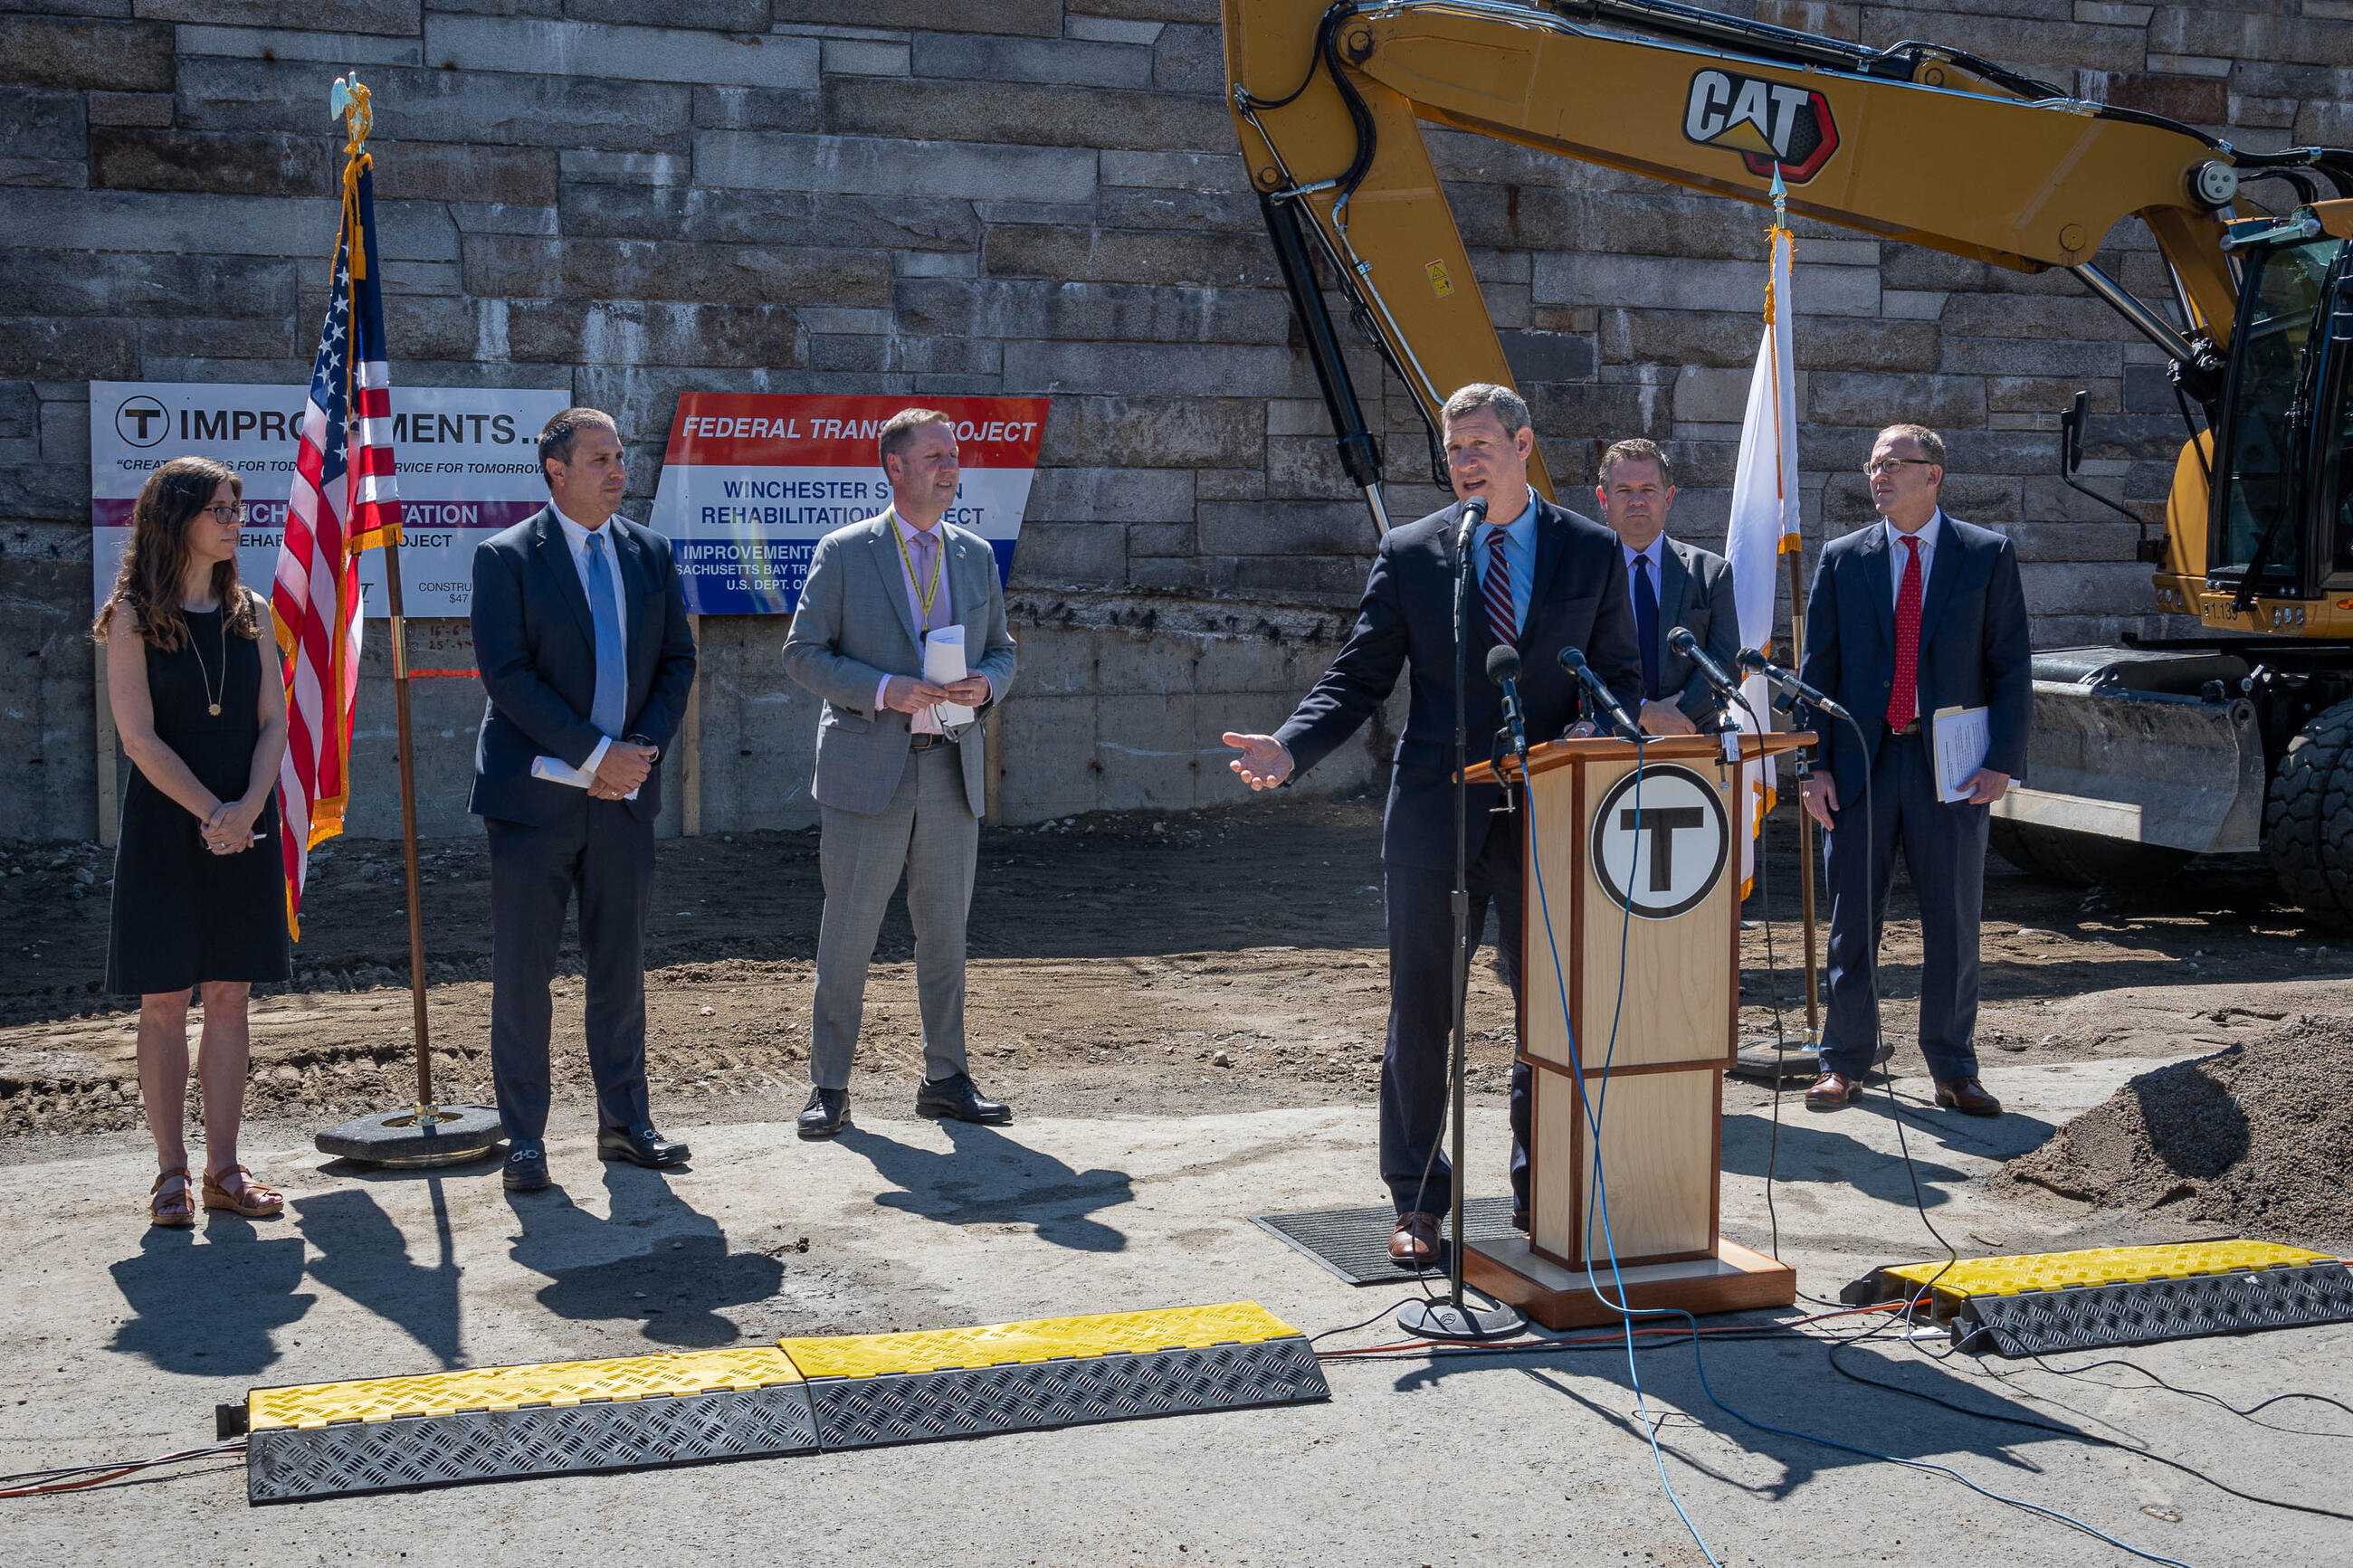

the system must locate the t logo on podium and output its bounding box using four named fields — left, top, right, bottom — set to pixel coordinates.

left=1591, top=764, right=1730, bottom=918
